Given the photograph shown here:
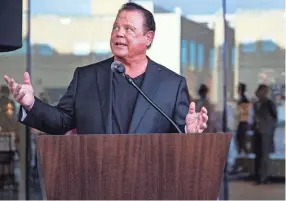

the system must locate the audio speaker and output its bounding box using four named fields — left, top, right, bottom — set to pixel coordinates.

left=0, top=0, right=23, bottom=52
